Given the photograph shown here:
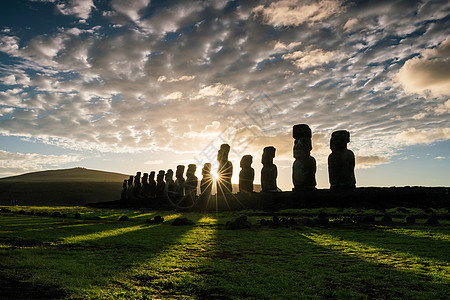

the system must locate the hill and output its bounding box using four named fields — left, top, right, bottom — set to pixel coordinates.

left=0, top=167, right=130, bottom=183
